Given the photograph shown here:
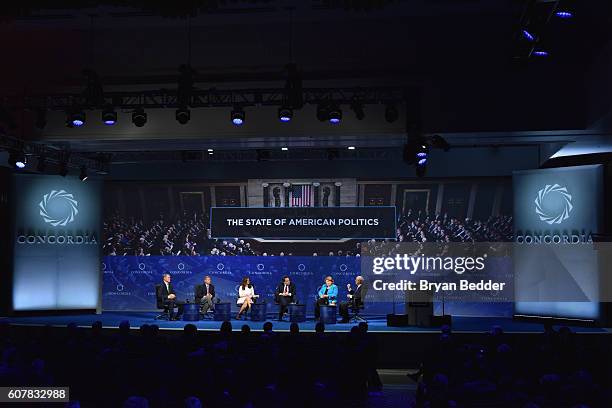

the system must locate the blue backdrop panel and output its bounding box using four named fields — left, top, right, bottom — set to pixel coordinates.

left=12, top=174, right=102, bottom=311
left=102, top=255, right=509, bottom=317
